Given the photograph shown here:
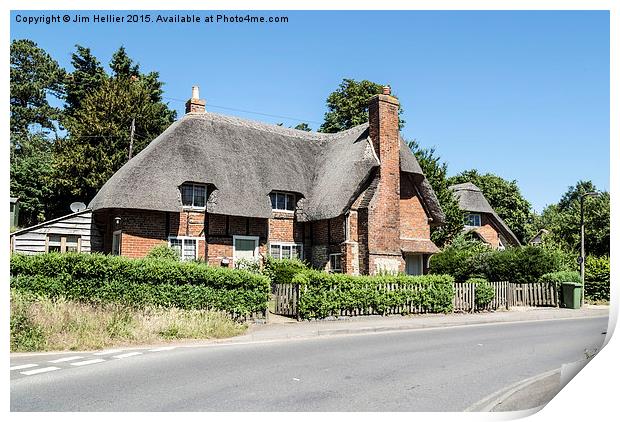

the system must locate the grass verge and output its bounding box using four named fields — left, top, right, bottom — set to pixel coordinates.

left=10, top=289, right=247, bottom=352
